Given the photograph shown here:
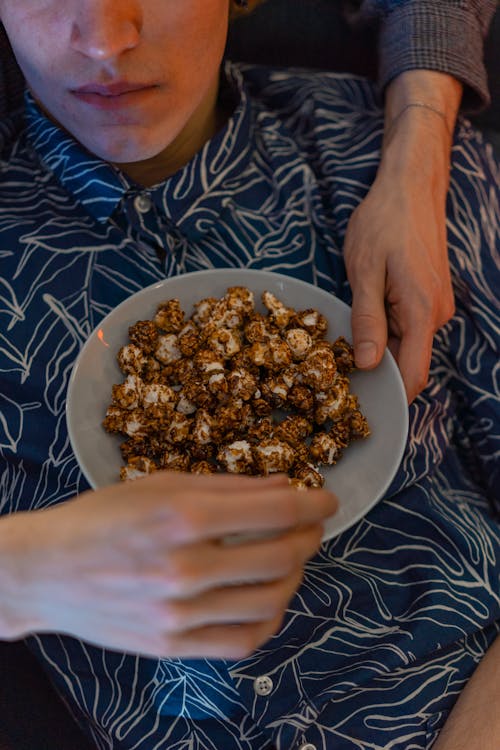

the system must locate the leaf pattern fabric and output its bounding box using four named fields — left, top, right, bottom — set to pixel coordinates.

left=0, top=62, right=499, bottom=749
